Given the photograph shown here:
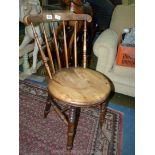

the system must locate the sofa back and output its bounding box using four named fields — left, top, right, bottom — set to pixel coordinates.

left=110, top=4, right=135, bottom=36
